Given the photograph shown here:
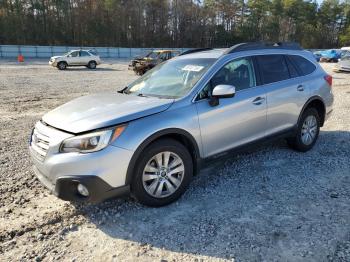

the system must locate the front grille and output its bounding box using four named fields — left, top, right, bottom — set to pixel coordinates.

left=31, top=128, right=50, bottom=161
